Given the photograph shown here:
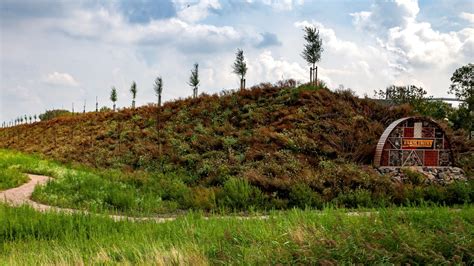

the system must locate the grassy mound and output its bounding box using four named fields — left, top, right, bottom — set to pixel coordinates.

left=0, top=83, right=414, bottom=186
